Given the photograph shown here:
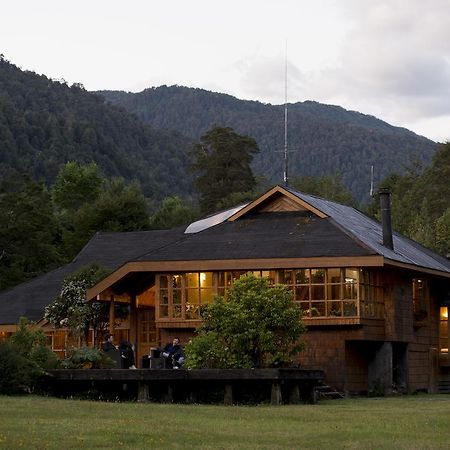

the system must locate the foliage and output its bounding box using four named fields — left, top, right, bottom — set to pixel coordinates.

left=0, top=174, right=61, bottom=290
left=149, top=196, right=199, bottom=229
left=0, top=57, right=193, bottom=201
left=190, top=126, right=259, bottom=213
left=44, top=263, right=112, bottom=346
left=185, top=274, right=305, bottom=369
left=60, top=177, right=150, bottom=258
left=52, top=161, right=104, bottom=211
left=0, top=341, right=35, bottom=394
left=10, top=318, right=59, bottom=370
left=369, top=142, right=450, bottom=256
left=0, top=318, right=59, bottom=394
left=61, top=346, right=116, bottom=369
left=290, top=174, right=355, bottom=206
left=101, top=84, right=437, bottom=204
